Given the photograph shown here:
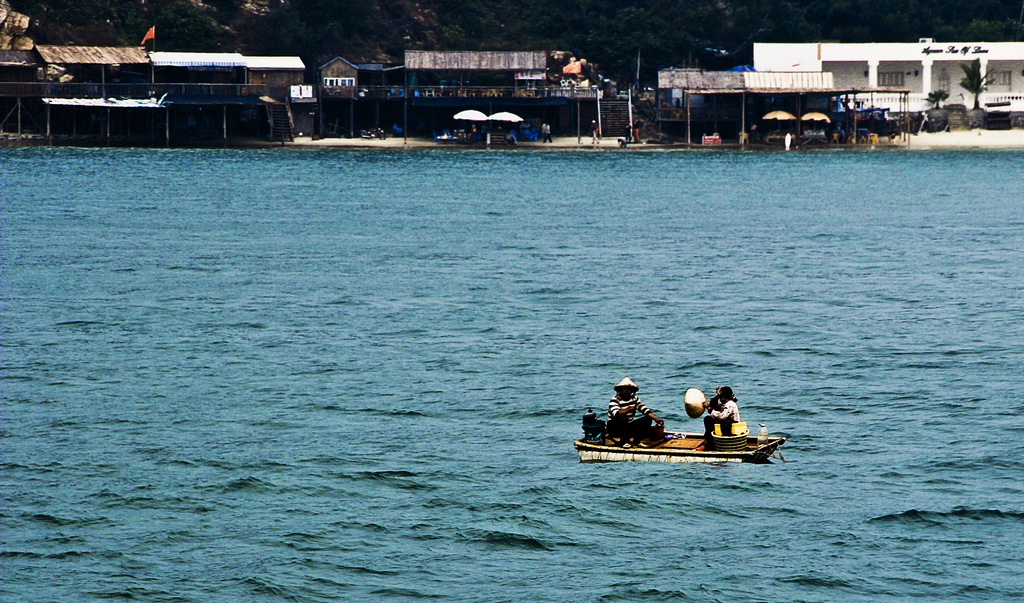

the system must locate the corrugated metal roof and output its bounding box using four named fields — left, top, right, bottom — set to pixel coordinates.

left=743, top=71, right=835, bottom=90
left=0, top=50, right=41, bottom=66
left=658, top=69, right=744, bottom=91
left=405, top=50, right=546, bottom=71
left=36, top=45, right=149, bottom=65
left=43, top=97, right=164, bottom=108
left=320, top=56, right=358, bottom=70
left=163, top=94, right=270, bottom=105
left=657, top=70, right=876, bottom=93
left=244, top=56, right=305, bottom=70
left=149, top=52, right=246, bottom=67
